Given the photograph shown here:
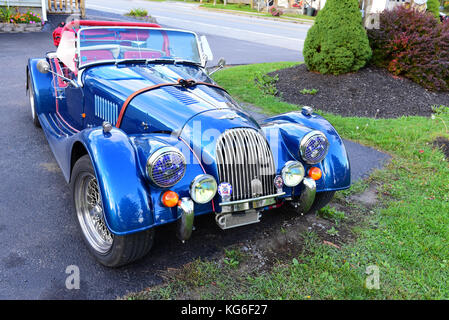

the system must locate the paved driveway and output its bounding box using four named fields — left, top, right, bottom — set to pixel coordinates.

left=0, top=12, right=389, bottom=299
